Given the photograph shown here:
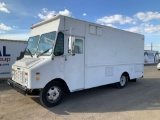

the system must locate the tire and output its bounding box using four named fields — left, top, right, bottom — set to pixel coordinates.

left=129, top=78, right=137, bottom=82
left=40, top=81, right=63, bottom=107
left=115, top=74, right=128, bottom=88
